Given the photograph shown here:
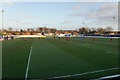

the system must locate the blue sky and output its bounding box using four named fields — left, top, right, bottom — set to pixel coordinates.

left=2, top=2, right=118, bottom=31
